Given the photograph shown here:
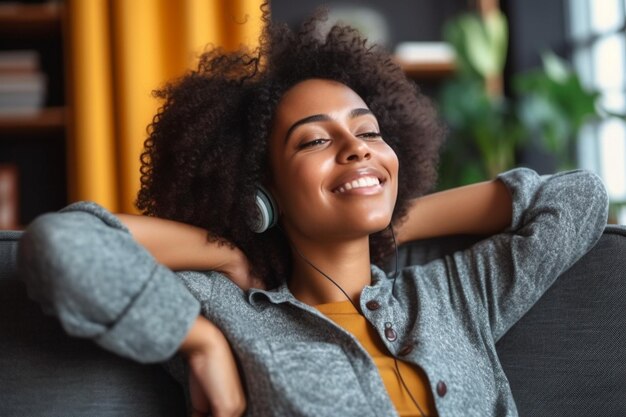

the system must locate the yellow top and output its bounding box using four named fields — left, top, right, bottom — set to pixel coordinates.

left=315, top=300, right=437, bottom=417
